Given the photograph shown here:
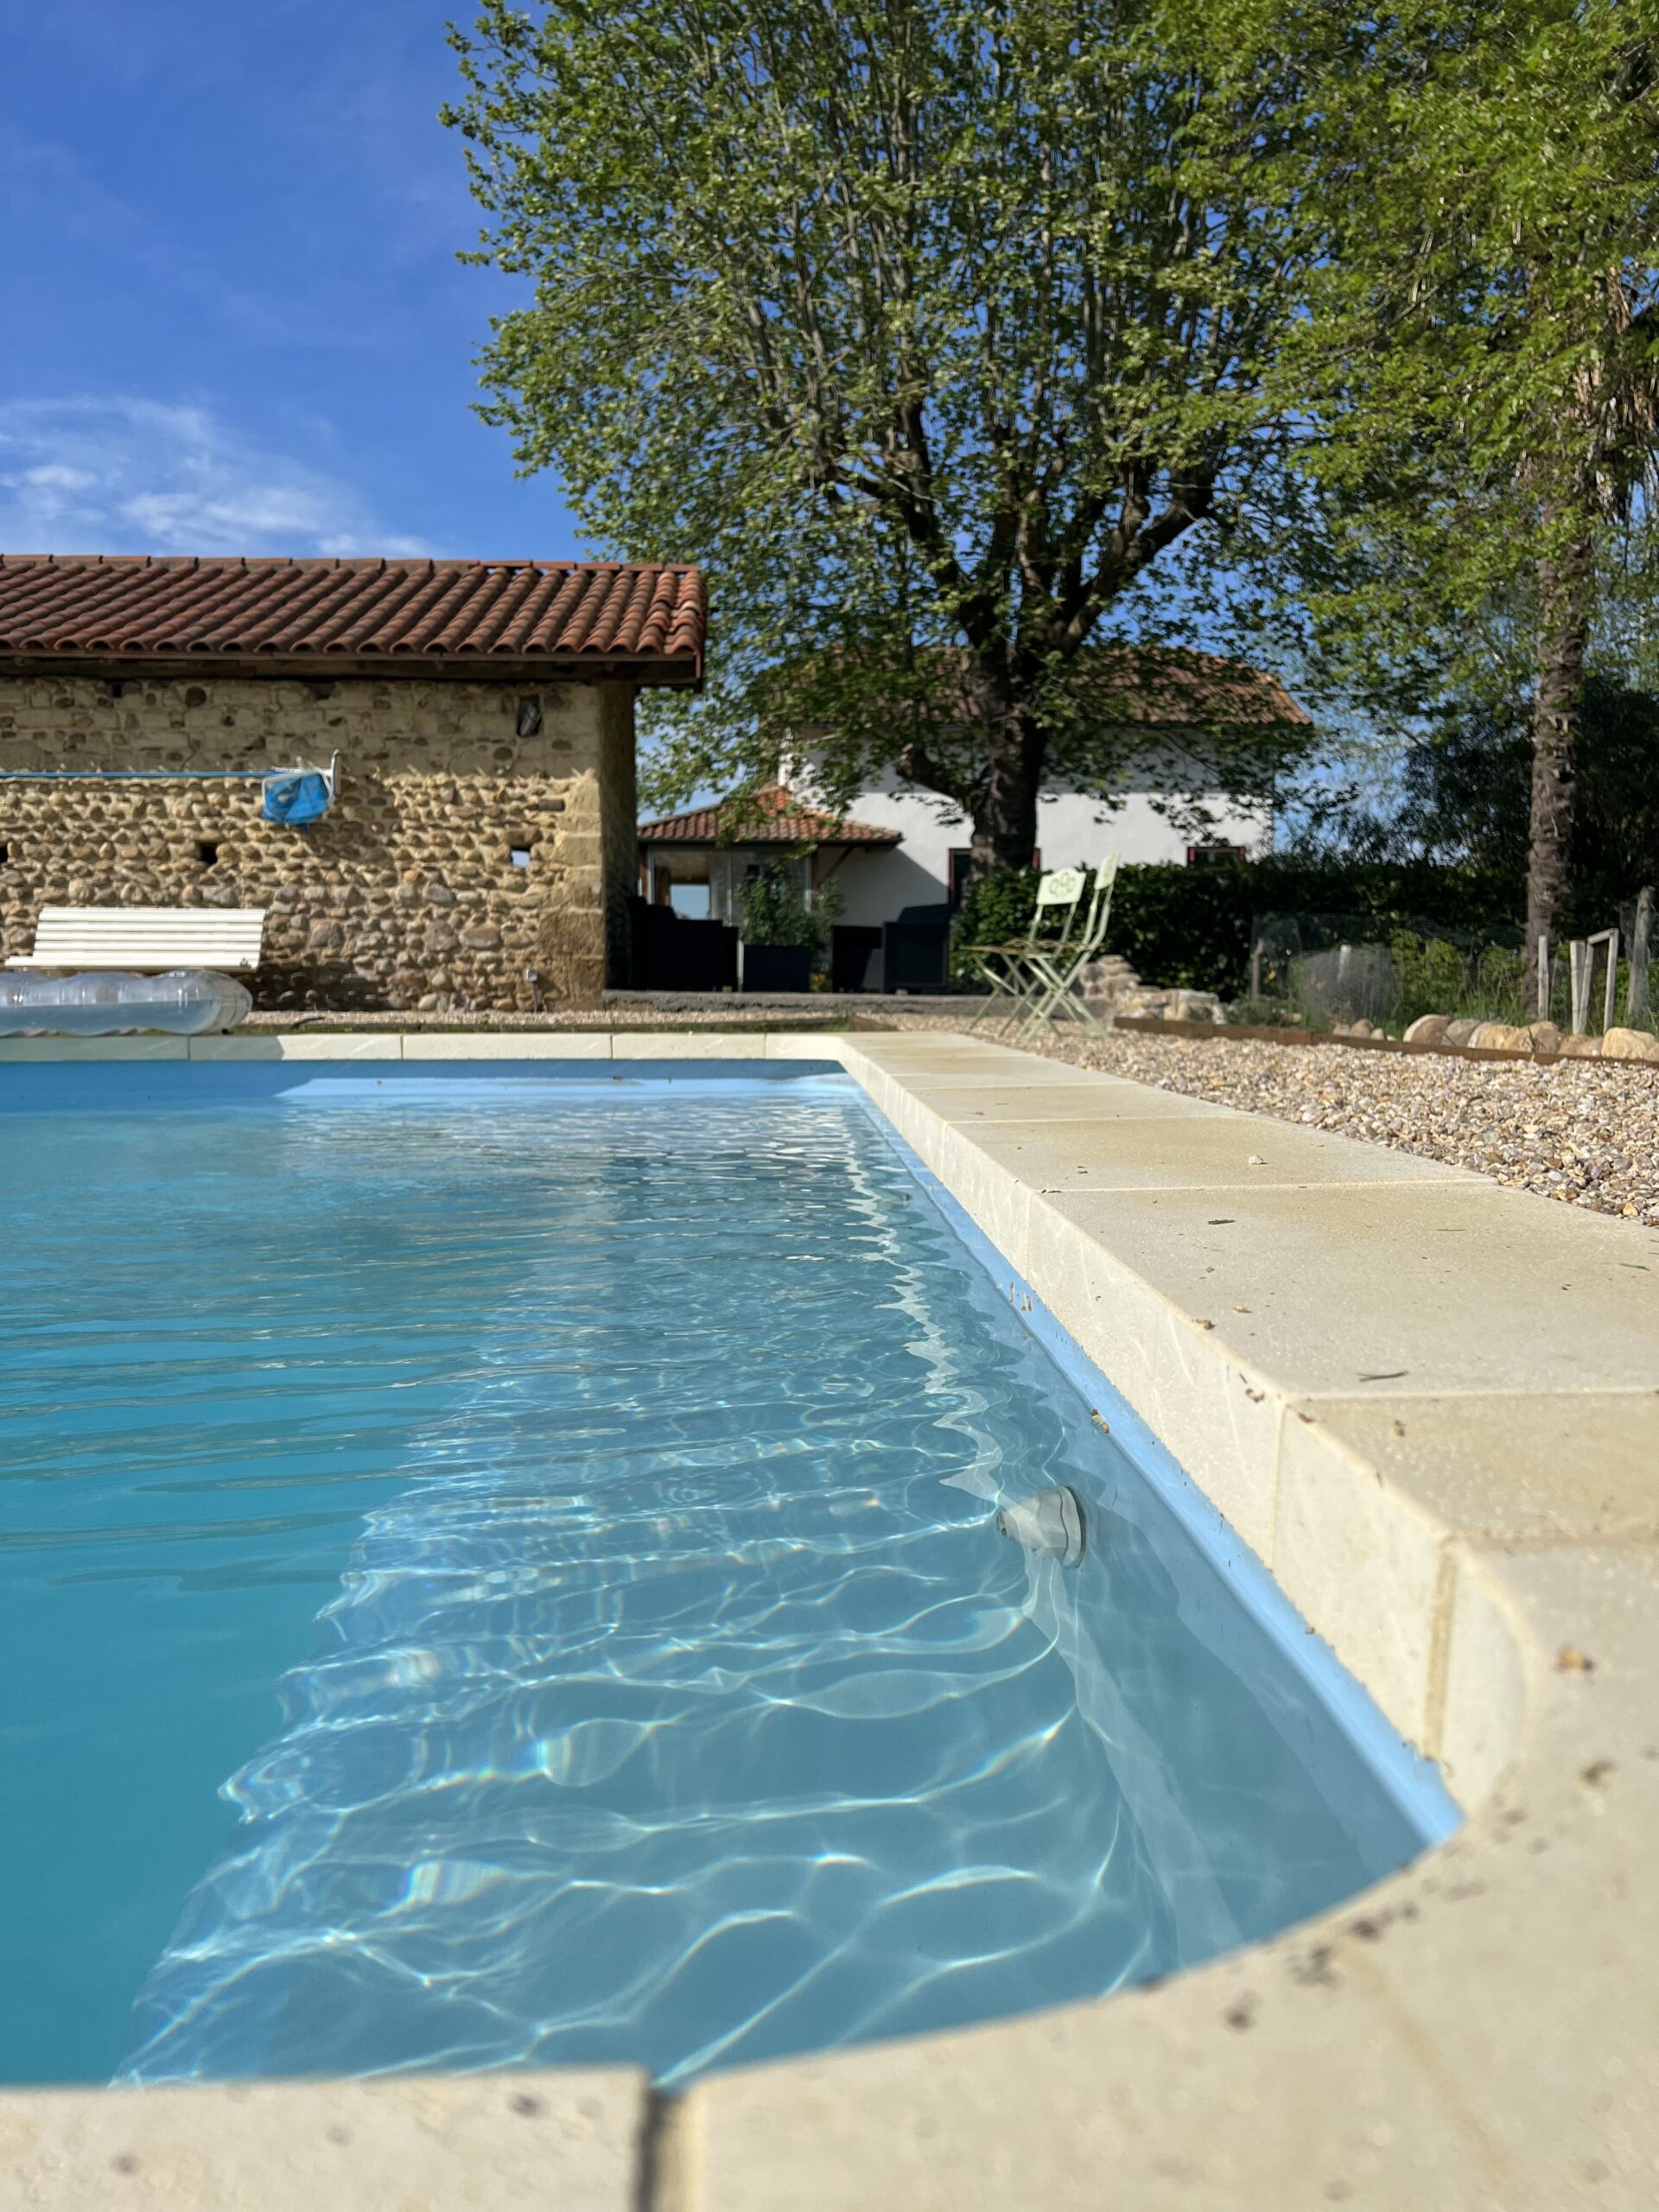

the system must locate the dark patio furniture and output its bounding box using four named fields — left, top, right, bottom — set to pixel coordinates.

left=739, top=942, right=813, bottom=994
left=626, top=898, right=738, bottom=991
left=881, top=903, right=953, bottom=994
left=830, top=925, right=883, bottom=994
